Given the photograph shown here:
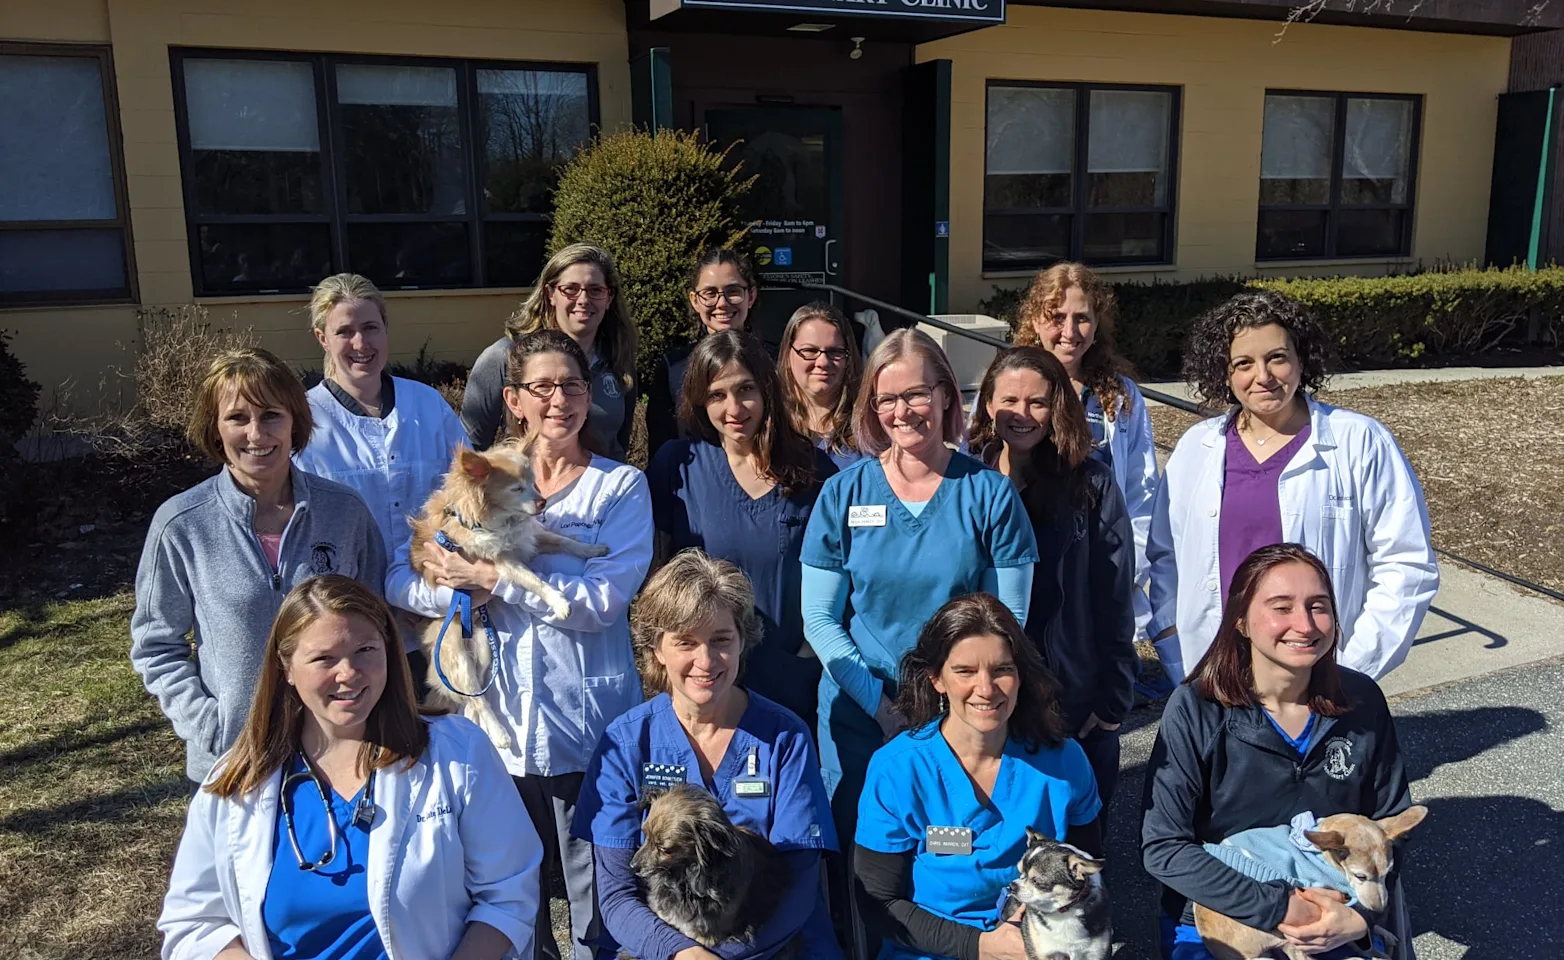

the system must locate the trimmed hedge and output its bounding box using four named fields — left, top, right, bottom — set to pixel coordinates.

left=978, top=265, right=1564, bottom=378
left=549, top=129, right=753, bottom=387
